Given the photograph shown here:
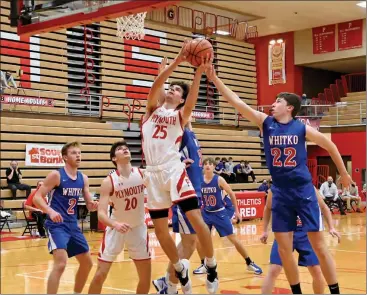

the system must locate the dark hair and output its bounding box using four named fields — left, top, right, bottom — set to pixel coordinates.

left=110, top=141, right=129, bottom=167
left=61, top=141, right=81, bottom=157
left=240, top=160, right=245, bottom=163
left=170, top=81, right=190, bottom=110
left=229, top=157, right=233, bottom=160
left=221, top=157, right=227, bottom=162
left=276, top=92, right=301, bottom=118
left=215, top=157, right=221, bottom=161
left=203, top=157, right=216, bottom=165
